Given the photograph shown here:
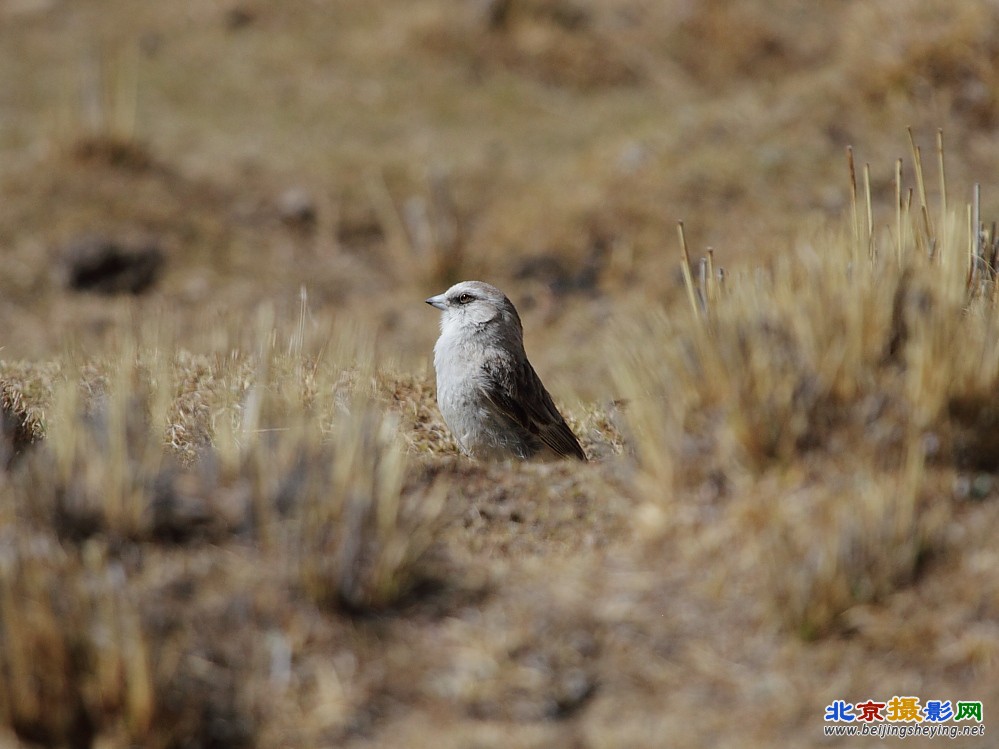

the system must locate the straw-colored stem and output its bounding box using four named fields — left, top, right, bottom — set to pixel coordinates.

left=895, top=158, right=903, bottom=266
left=863, top=162, right=874, bottom=259
left=908, top=128, right=933, bottom=243
left=847, top=147, right=859, bottom=262
left=677, top=221, right=700, bottom=320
